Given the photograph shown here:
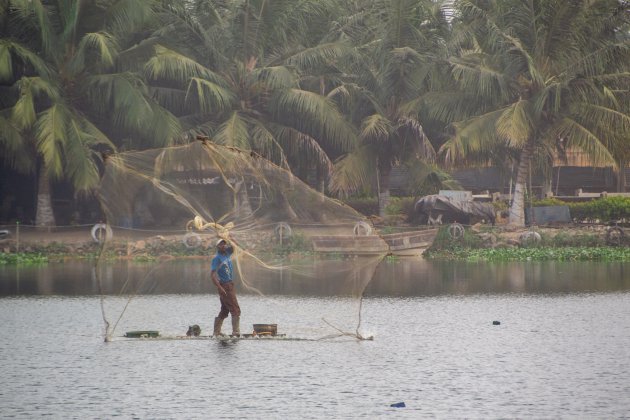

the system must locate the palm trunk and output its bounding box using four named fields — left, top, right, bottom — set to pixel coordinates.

left=616, top=159, right=627, bottom=192
left=316, top=165, right=325, bottom=196
left=35, top=165, right=56, bottom=227
left=235, top=181, right=254, bottom=220
left=377, top=163, right=392, bottom=218
left=508, top=143, right=533, bottom=226
left=542, top=173, right=553, bottom=197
